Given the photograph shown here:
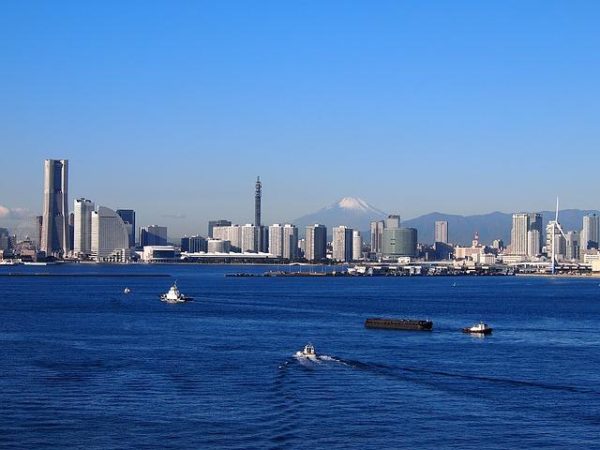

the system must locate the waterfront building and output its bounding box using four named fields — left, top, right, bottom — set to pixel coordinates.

left=581, top=214, right=600, bottom=250
left=73, top=198, right=95, bottom=256
left=268, top=224, right=283, bottom=257
left=241, top=224, right=258, bottom=252
left=91, top=206, right=130, bottom=262
left=332, top=226, right=353, bottom=262
left=382, top=228, right=417, bottom=259
left=305, top=224, right=327, bottom=262
left=181, top=235, right=207, bottom=253
left=213, top=225, right=241, bottom=251
left=545, top=221, right=566, bottom=261
left=454, top=233, right=487, bottom=260
left=352, top=230, right=363, bottom=261
left=207, top=239, right=231, bottom=253
left=142, top=245, right=177, bottom=262
left=208, top=220, right=232, bottom=238
left=41, top=159, right=69, bottom=257
left=282, top=224, right=298, bottom=260
left=116, top=209, right=136, bottom=247
left=434, top=220, right=448, bottom=244
left=139, top=225, right=167, bottom=246
left=370, top=220, right=385, bottom=254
